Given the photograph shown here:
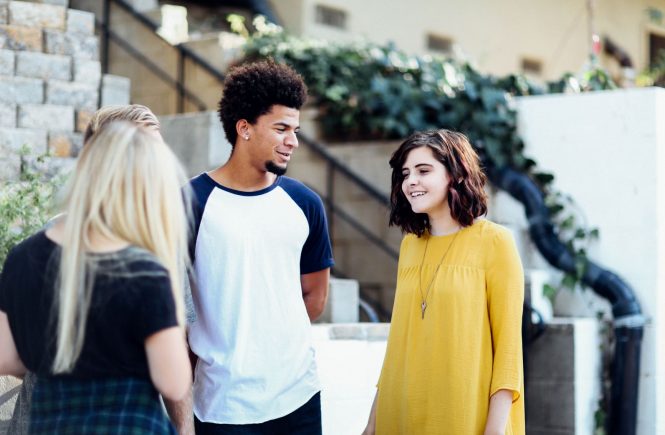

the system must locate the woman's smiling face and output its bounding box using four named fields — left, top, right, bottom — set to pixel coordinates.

left=401, top=146, right=451, bottom=217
